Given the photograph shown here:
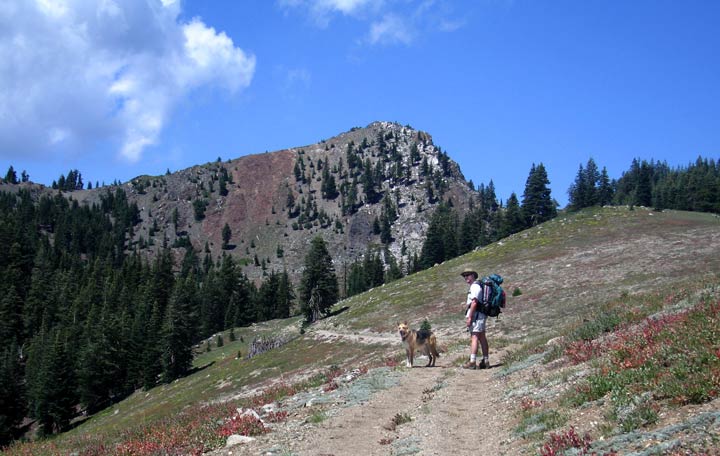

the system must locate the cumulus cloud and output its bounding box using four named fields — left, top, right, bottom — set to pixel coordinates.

left=0, top=0, right=255, bottom=163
